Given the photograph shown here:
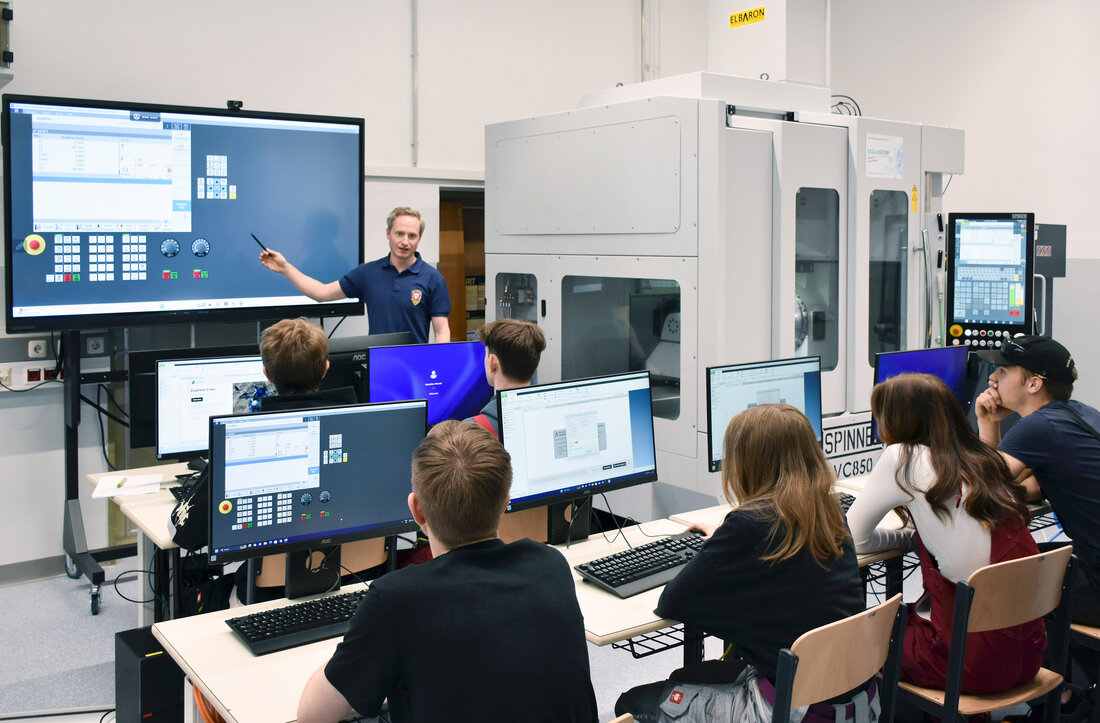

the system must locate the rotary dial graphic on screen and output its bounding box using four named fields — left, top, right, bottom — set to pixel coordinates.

left=191, top=238, right=211, bottom=257
left=160, top=238, right=180, bottom=258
